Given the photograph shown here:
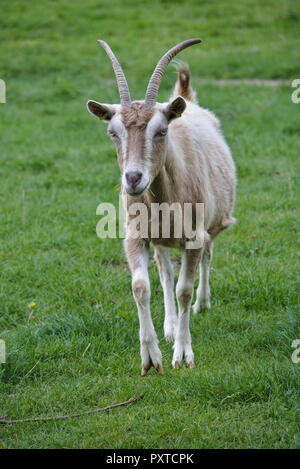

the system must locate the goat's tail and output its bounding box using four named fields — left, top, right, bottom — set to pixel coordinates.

left=171, top=64, right=197, bottom=103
